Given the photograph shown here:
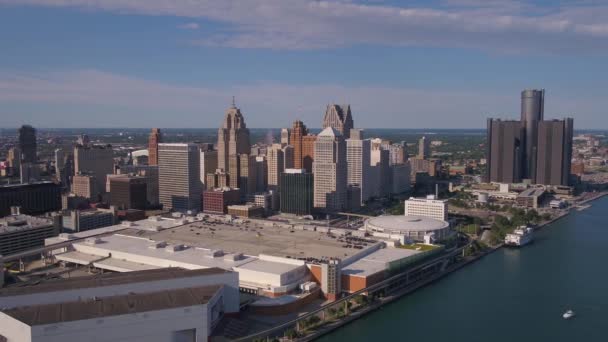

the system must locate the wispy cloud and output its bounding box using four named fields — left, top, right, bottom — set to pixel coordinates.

left=1, top=0, right=608, bottom=53
left=177, top=22, right=199, bottom=30
left=0, top=69, right=604, bottom=128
